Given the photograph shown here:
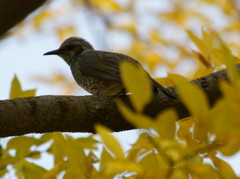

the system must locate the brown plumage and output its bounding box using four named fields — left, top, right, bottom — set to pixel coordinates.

left=44, top=37, right=175, bottom=98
